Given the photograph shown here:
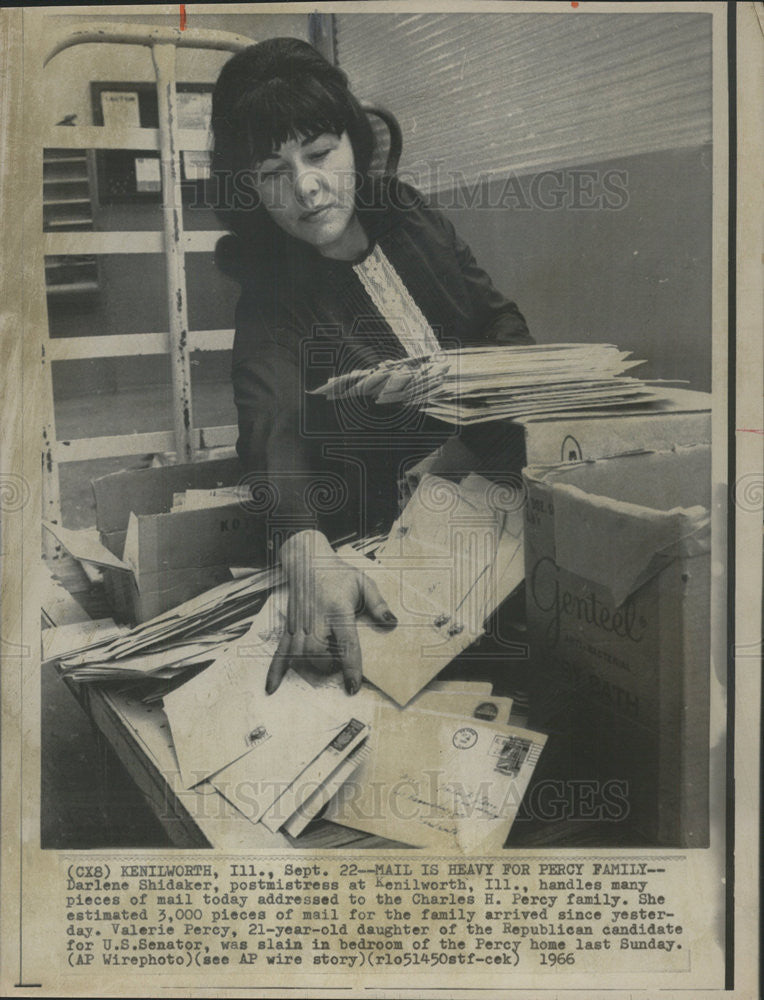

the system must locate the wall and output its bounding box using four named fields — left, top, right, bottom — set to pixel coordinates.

left=442, top=145, right=712, bottom=391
